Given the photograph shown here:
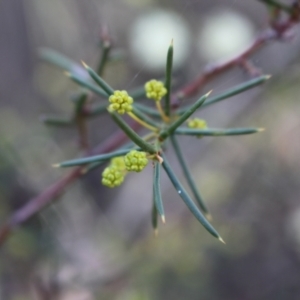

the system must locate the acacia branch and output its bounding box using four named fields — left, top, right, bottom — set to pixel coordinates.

left=0, top=4, right=300, bottom=246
